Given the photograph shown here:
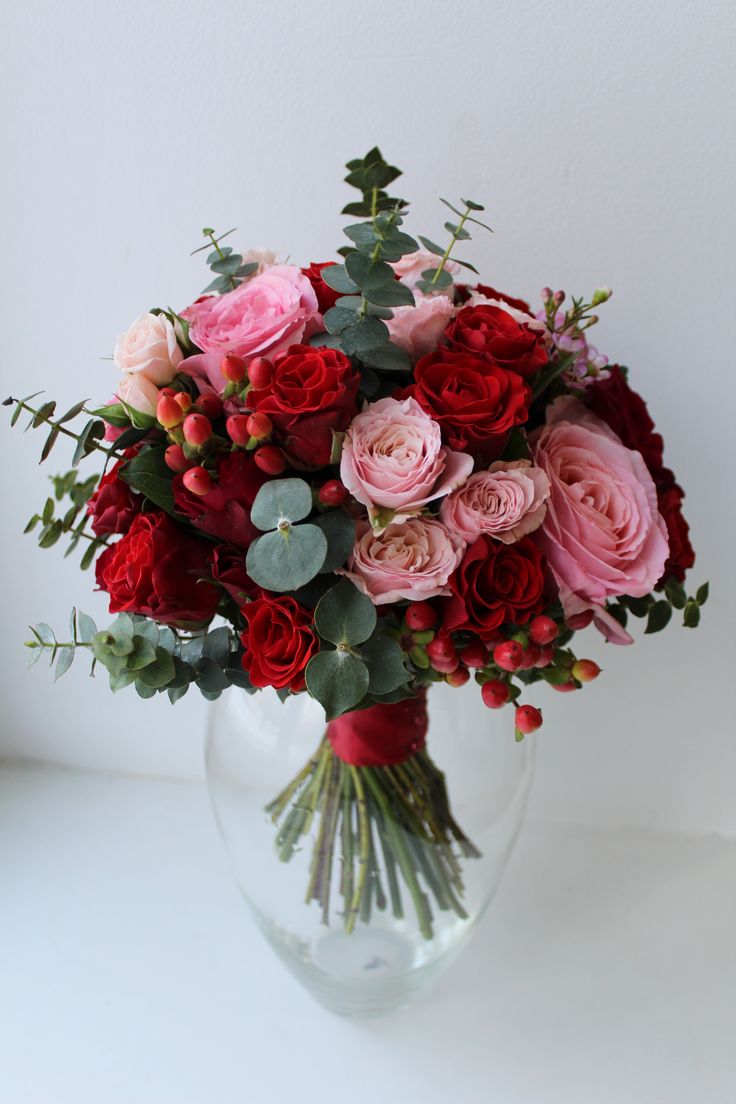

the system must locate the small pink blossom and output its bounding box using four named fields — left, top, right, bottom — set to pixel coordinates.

left=343, top=517, right=466, bottom=605
left=392, top=249, right=460, bottom=295
left=385, top=293, right=455, bottom=360
left=440, top=460, right=550, bottom=544
left=536, top=309, right=610, bottom=388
